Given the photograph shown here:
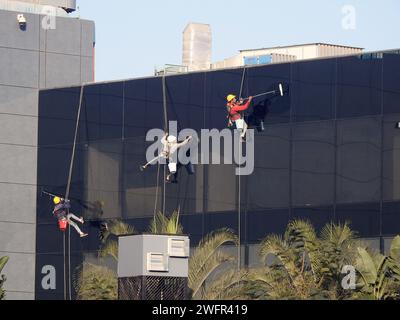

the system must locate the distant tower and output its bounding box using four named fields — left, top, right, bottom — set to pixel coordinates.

left=182, top=23, right=212, bottom=71
left=4, top=0, right=77, bottom=13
